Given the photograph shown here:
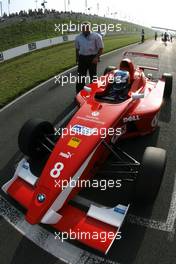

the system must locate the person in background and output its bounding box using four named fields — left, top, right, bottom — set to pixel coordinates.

left=170, top=34, right=173, bottom=42
left=141, top=29, right=145, bottom=43
left=75, top=21, right=104, bottom=93
left=163, top=32, right=168, bottom=42
left=155, top=32, right=158, bottom=40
